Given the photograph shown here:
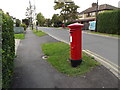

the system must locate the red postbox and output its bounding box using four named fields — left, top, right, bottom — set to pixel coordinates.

left=68, top=23, right=84, bottom=67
